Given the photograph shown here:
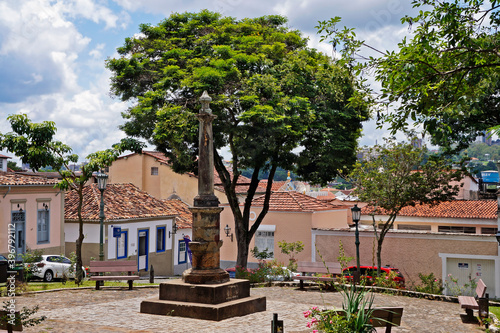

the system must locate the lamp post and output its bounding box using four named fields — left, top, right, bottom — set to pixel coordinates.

left=351, top=204, right=361, bottom=282
left=97, top=172, right=108, bottom=261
